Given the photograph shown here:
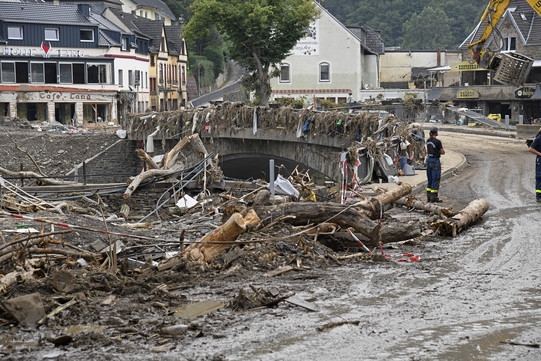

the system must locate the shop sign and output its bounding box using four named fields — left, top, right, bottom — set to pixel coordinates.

left=457, top=89, right=480, bottom=99
left=1, top=41, right=85, bottom=58
left=21, top=92, right=111, bottom=102
left=451, top=61, right=485, bottom=71
left=515, top=87, right=535, bottom=98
